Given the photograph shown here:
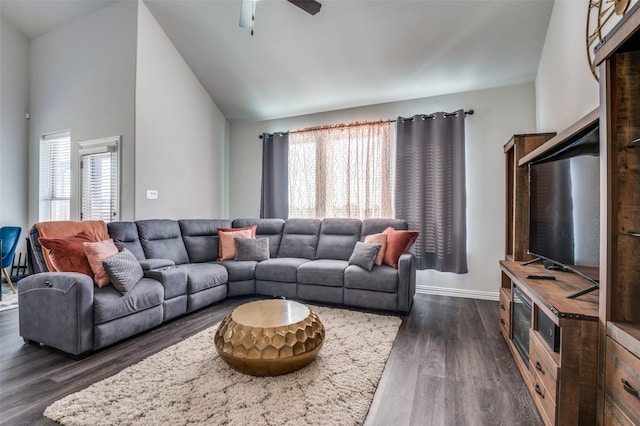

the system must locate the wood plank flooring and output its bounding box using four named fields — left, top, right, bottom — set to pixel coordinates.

left=0, top=294, right=542, bottom=426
